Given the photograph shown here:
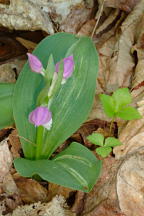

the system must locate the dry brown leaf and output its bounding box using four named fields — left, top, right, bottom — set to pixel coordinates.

left=104, top=0, right=140, bottom=12
left=83, top=156, right=121, bottom=215
left=8, top=129, right=21, bottom=158
left=83, top=200, right=125, bottom=216
left=0, top=139, right=12, bottom=182
left=16, top=37, right=37, bottom=53
left=99, top=0, right=144, bottom=92
left=89, top=0, right=144, bottom=121
left=71, top=191, right=85, bottom=215
left=0, top=35, right=26, bottom=63
left=131, top=15, right=144, bottom=99
left=0, top=57, right=26, bottom=83
left=114, top=98, right=144, bottom=159
left=117, top=149, right=144, bottom=216
left=48, top=183, right=74, bottom=201
left=13, top=175, right=48, bottom=204
left=2, top=173, right=18, bottom=195
left=78, top=19, right=96, bottom=37
left=0, top=0, right=10, bottom=4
